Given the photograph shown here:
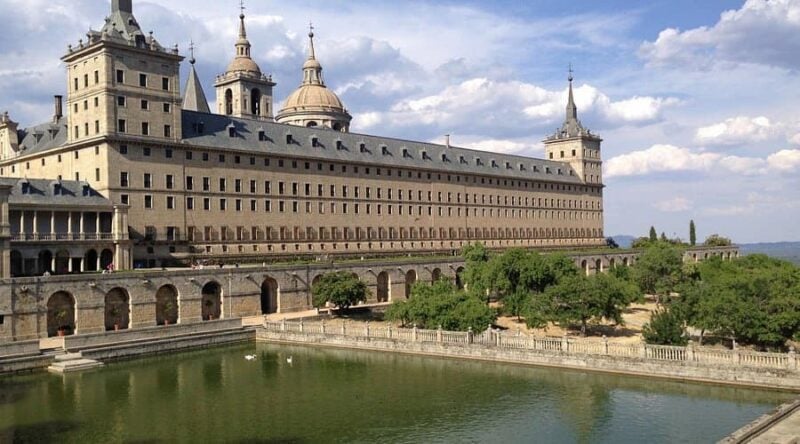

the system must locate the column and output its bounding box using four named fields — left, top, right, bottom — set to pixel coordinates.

left=67, top=212, right=72, bottom=238
left=32, top=210, right=38, bottom=238
left=96, top=212, right=100, bottom=237
left=68, top=256, right=73, bottom=273
left=79, top=212, right=84, bottom=240
left=50, top=211, right=55, bottom=238
left=19, top=211, right=25, bottom=239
